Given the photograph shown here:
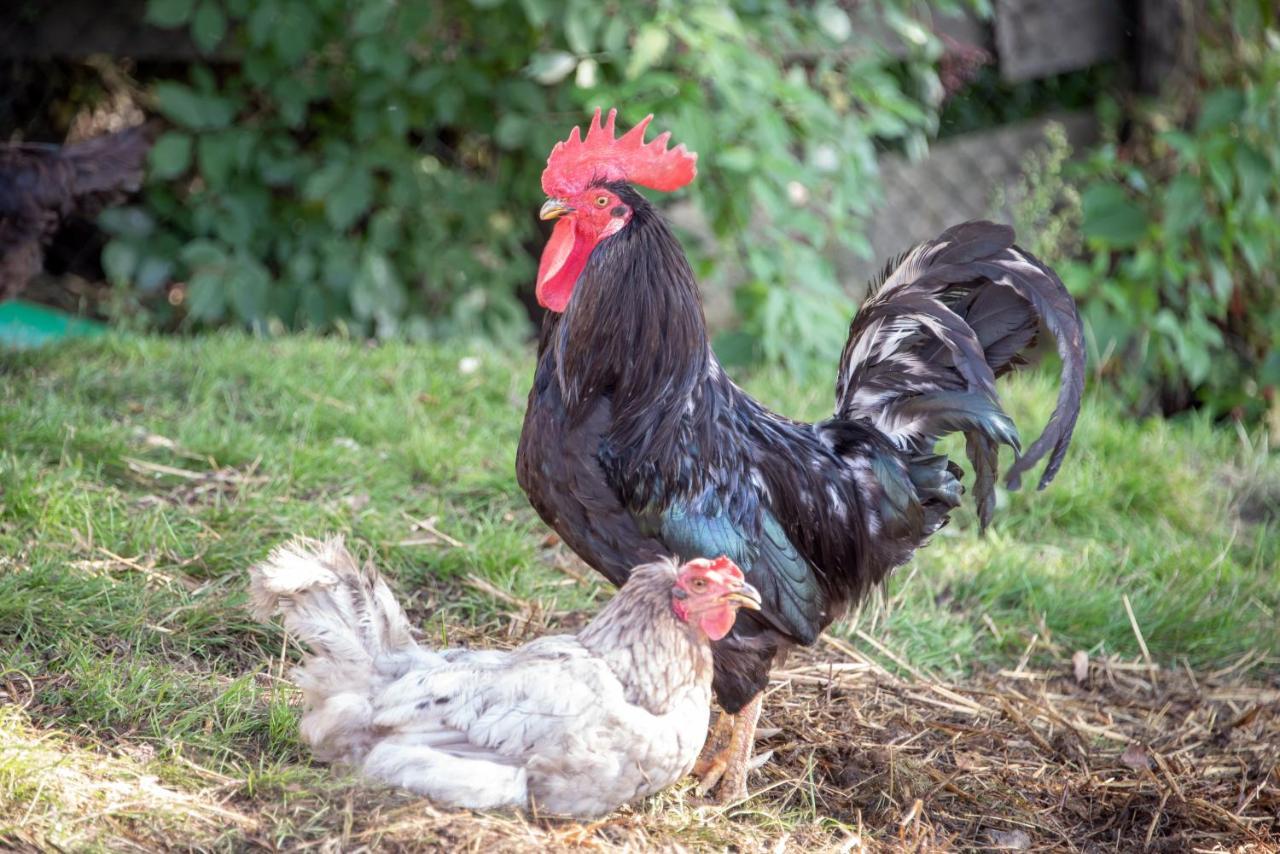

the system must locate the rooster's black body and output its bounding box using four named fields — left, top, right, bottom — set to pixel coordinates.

left=518, top=183, right=1084, bottom=715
